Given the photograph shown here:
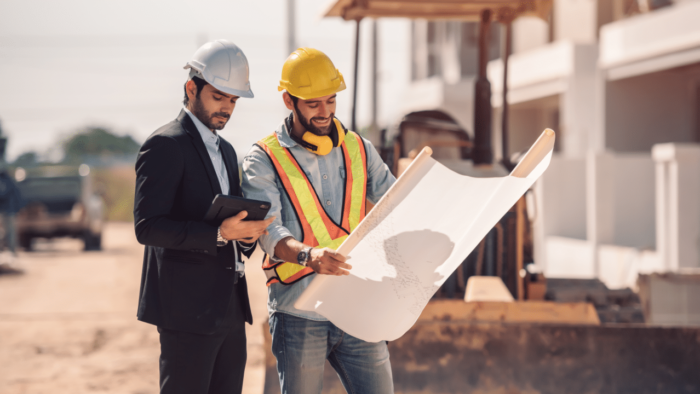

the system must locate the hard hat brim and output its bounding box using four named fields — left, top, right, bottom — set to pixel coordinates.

left=280, top=81, right=346, bottom=101
left=185, top=67, right=254, bottom=98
